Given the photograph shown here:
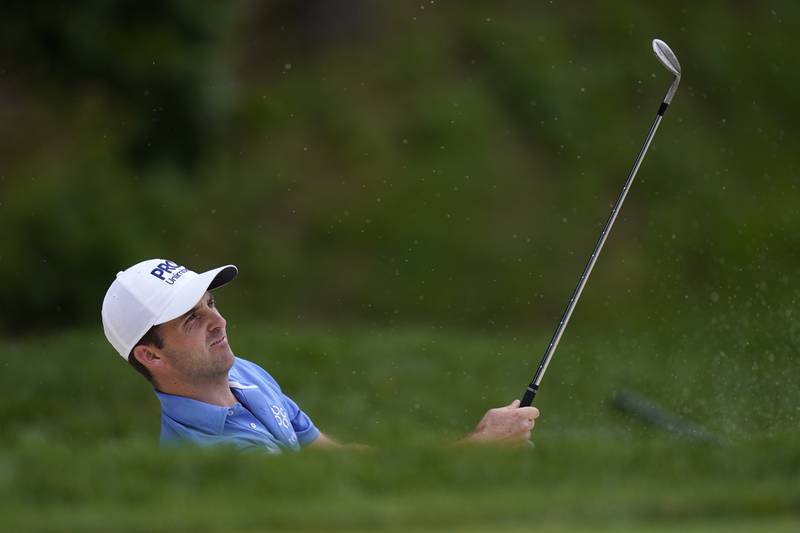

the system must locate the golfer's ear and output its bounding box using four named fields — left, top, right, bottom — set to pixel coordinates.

left=132, top=345, right=164, bottom=371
